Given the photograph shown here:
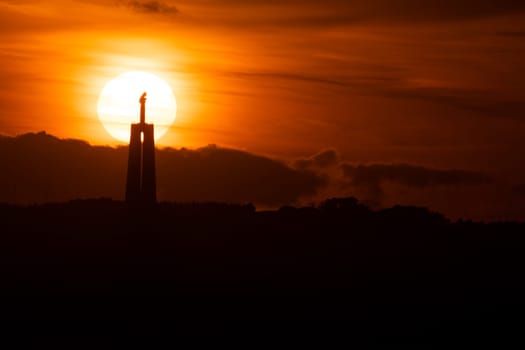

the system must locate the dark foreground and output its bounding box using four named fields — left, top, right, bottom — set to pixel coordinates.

left=1, top=198, right=524, bottom=343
